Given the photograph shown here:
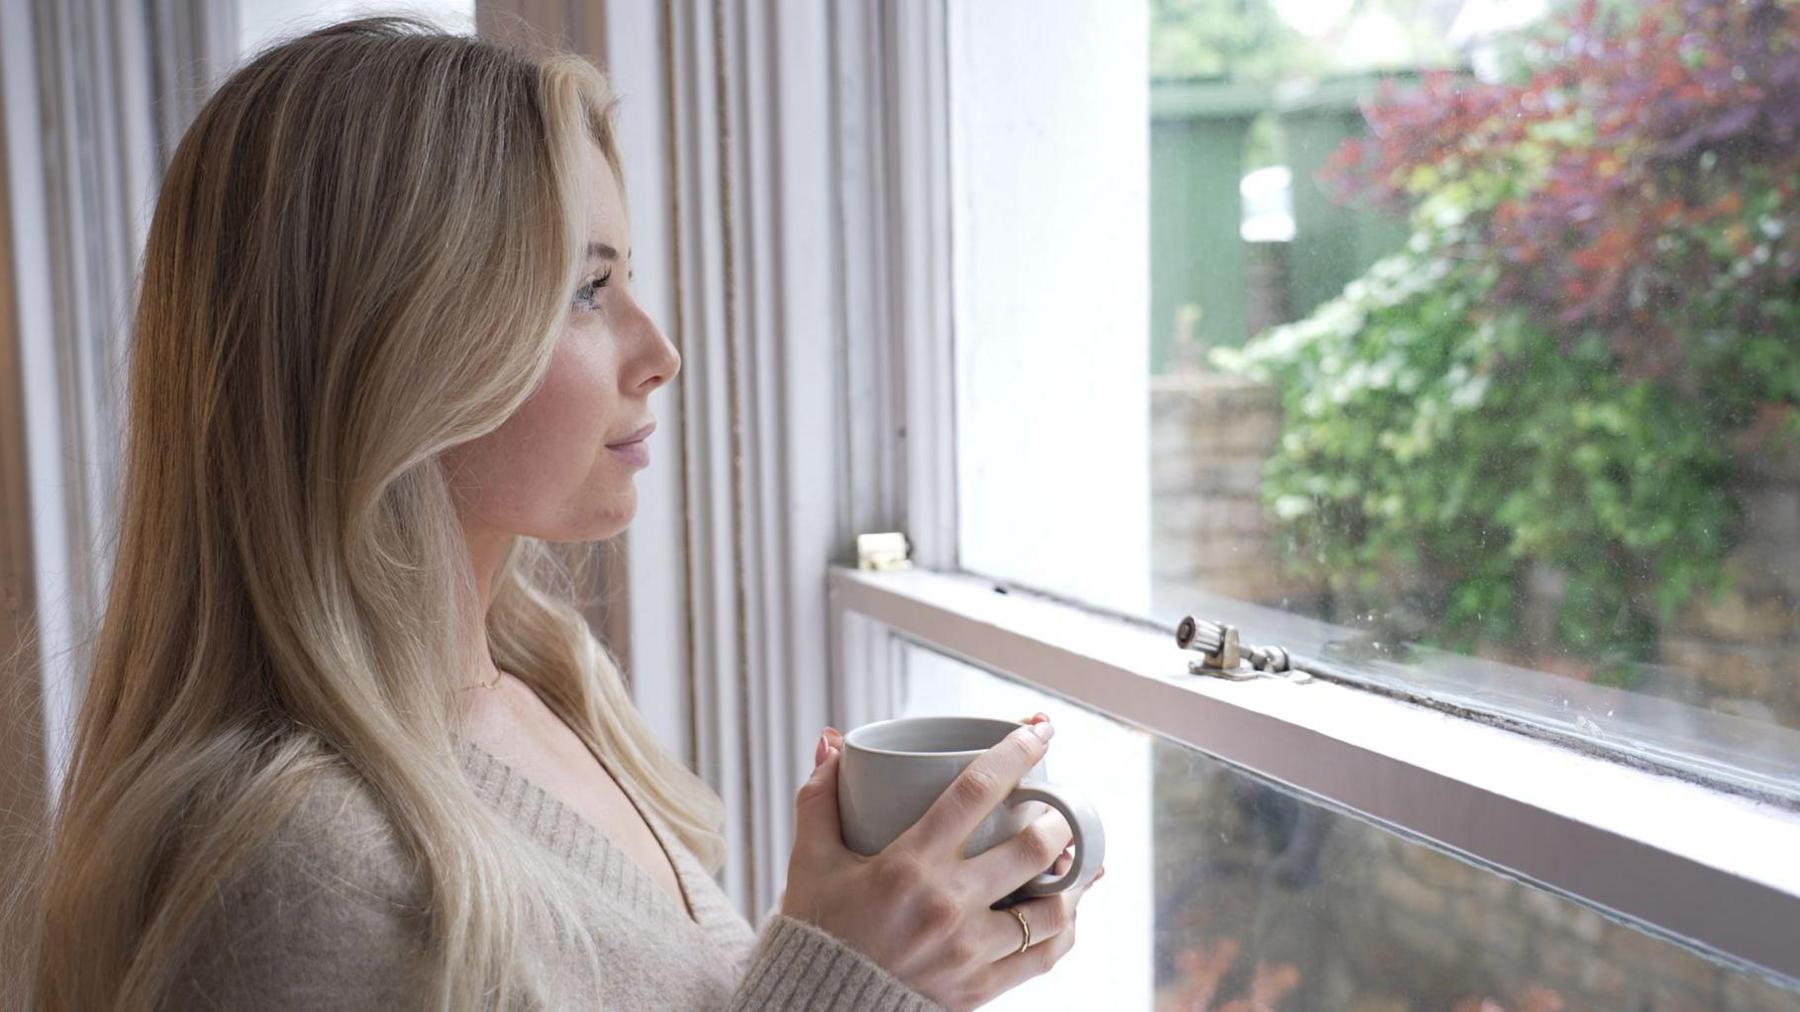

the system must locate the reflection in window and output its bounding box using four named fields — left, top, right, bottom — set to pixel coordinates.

left=898, top=644, right=1800, bottom=1011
